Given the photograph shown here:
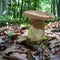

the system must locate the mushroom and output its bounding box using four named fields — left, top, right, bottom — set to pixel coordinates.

left=24, top=10, right=54, bottom=44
